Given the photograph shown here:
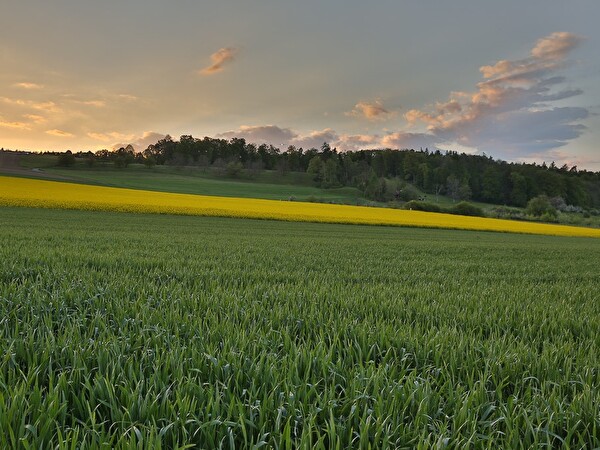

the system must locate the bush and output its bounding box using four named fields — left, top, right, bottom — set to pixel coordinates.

left=395, top=184, right=422, bottom=202
left=526, top=195, right=556, bottom=217
left=540, top=211, right=559, bottom=223
left=489, top=206, right=526, bottom=220
left=449, top=202, right=485, bottom=217
left=404, top=201, right=442, bottom=213
left=225, top=161, right=243, bottom=178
